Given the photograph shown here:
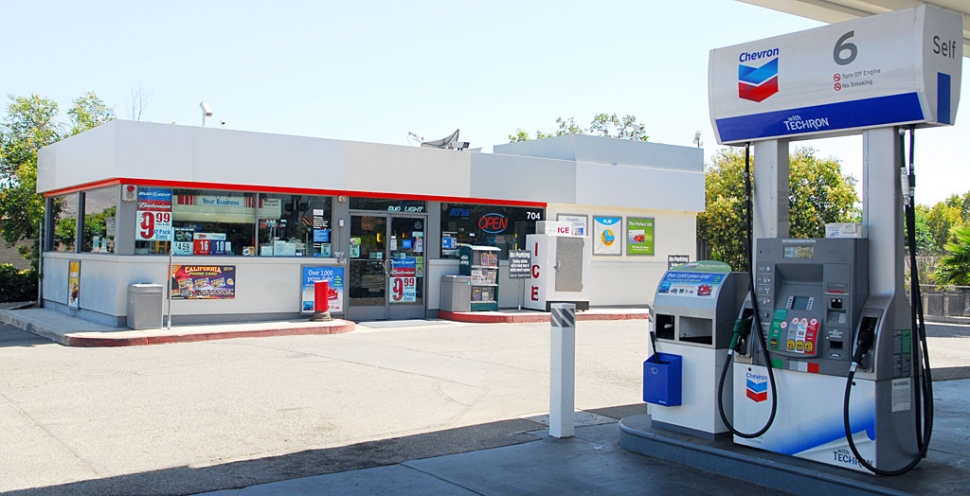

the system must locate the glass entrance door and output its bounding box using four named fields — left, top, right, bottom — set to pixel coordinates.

left=387, top=216, right=425, bottom=320
left=347, top=214, right=426, bottom=321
